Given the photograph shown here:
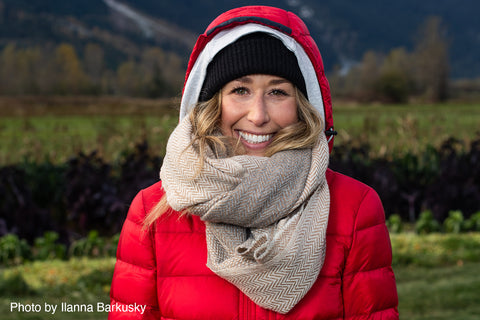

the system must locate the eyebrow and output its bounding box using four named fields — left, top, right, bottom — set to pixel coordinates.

left=234, top=76, right=290, bottom=85
left=269, top=78, right=290, bottom=85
